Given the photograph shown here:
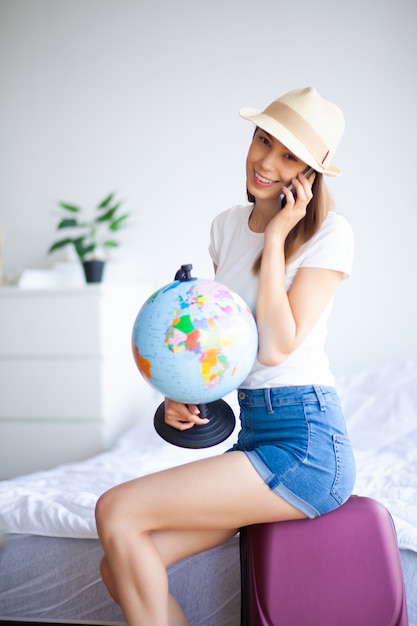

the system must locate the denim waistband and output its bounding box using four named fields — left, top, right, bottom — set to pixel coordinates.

left=237, top=385, right=338, bottom=414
